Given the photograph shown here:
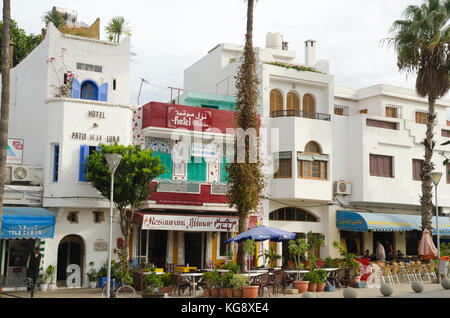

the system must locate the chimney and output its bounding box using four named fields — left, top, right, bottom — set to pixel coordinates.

left=305, top=40, right=316, bottom=66
left=282, top=41, right=289, bottom=51
left=266, top=32, right=282, bottom=50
